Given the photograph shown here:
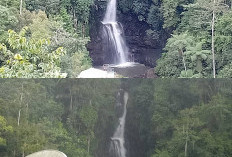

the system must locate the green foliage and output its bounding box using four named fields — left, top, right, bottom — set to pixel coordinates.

left=0, top=0, right=94, bottom=78
left=0, top=80, right=232, bottom=157
left=68, top=52, right=92, bottom=77
left=185, top=42, right=211, bottom=74
left=0, top=28, right=67, bottom=78
left=59, top=7, right=74, bottom=33
left=79, top=104, right=98, bottom=131
left=125, top=80, right=232, bottom=157
left=50, top=25, right=92, bottom=77
left=162, top=32, right=195, bottom=74
left=0, top=116, right=13, bottom=147
left=73, top=0, right=94, bottom=23
left=215, top=11, right=232, bottom=52
left=156, top=32, right=212, bottom=78
left=179, top=69, right=196, bottom=78
left=25, top=0, right=60, bottom=14
left=13, top=124, right=47, bottom=156
left=157, top=0, right=232, bottom=78
left=0, top=0, right=20, bottom=9
left=155, top=51, right=183, bottom=78
left=165, top=33, right=194, bottom=52
left=132, top=0, right=150, bottom=22
left=214, top=11, right=232, bottom=71
left=0, top=5, right=18, bottom=42
left=0, top=79, right=121, bottom=157
left=152, top=150, right=170, bottom=157
left=28, top=11, right=53, bottom=39
left=118, top=0, right=133, bottom=13
left=218, top=63, right=232, bottom=78
left=156, top=33, right=193, bottom=77
left=147, top=5, right=162, bottom=30
left=161, top=0, right=193, bottom=29
left=117, top=0, right=164, bottom=39
left=156, top=32, right=211, bottom=78
left=161, top=0, right=180, bottom=29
